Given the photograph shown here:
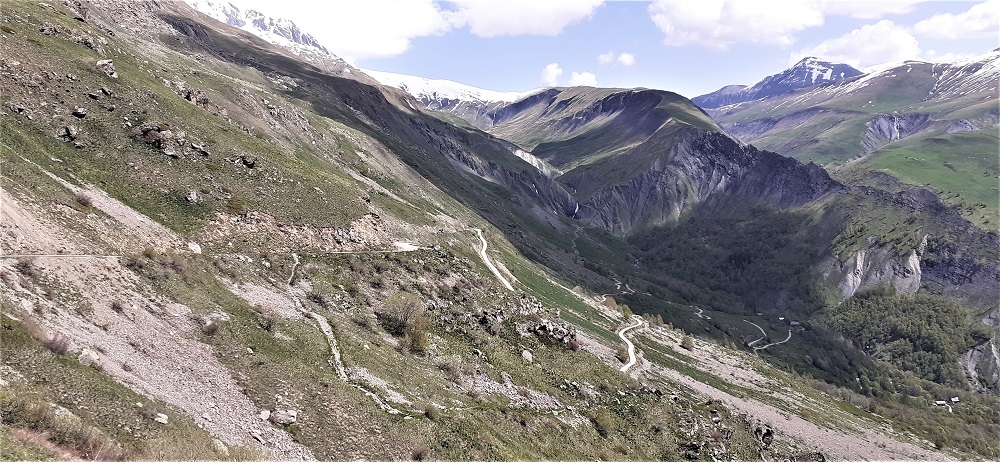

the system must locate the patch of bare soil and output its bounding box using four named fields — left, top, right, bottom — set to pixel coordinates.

left=0, top=190, right=313, bottom=460
left=651, top=363, right=950, bottom=461
left=199, top=211, right=392, bottom=253
left=10, top=428, right=85, bottom=461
